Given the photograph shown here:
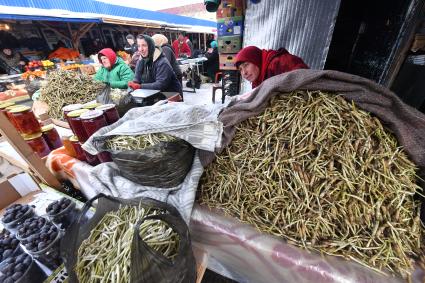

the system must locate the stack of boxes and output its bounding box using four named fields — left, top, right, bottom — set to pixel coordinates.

left=217, top=0, right=244, bottom=97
